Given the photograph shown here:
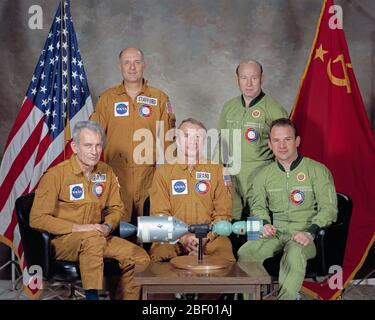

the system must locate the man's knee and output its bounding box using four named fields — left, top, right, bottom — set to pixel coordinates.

left=81, top=233, right=107, bottom=255
left=237, top=242, right=260, bottom=262
left=149, top=244, right=177, bottom=262
left=134, top=247, right=151, bottom=265
left=282, top=245, right=307, bottom=269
